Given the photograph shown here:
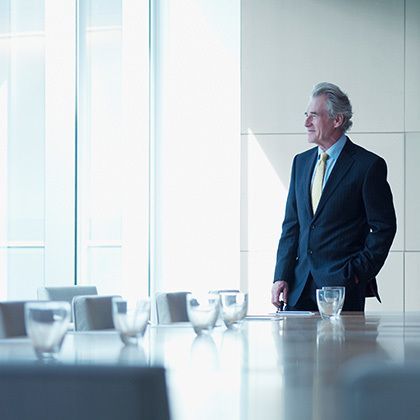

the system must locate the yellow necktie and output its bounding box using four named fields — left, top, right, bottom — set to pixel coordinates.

left=311, top=152, right=329, bottom=213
